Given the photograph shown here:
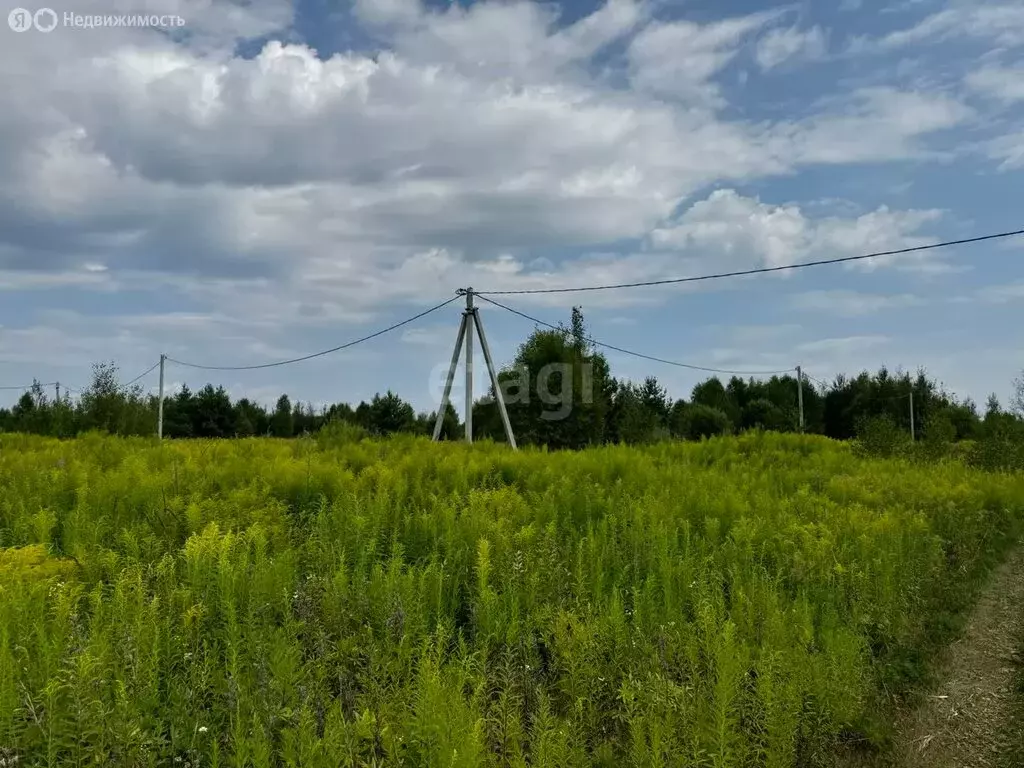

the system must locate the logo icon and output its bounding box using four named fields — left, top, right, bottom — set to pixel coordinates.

left=8, top=7, right=33, bottom=31
left=33, top=7, right=56, bottom=32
